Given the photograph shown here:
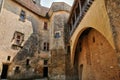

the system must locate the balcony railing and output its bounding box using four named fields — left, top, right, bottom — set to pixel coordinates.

left=69, top=0, right=94, bottom=37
